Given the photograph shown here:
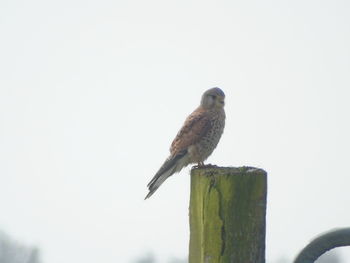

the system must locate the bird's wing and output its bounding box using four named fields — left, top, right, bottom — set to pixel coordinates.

left=170, top=107, right=211, bottom=155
